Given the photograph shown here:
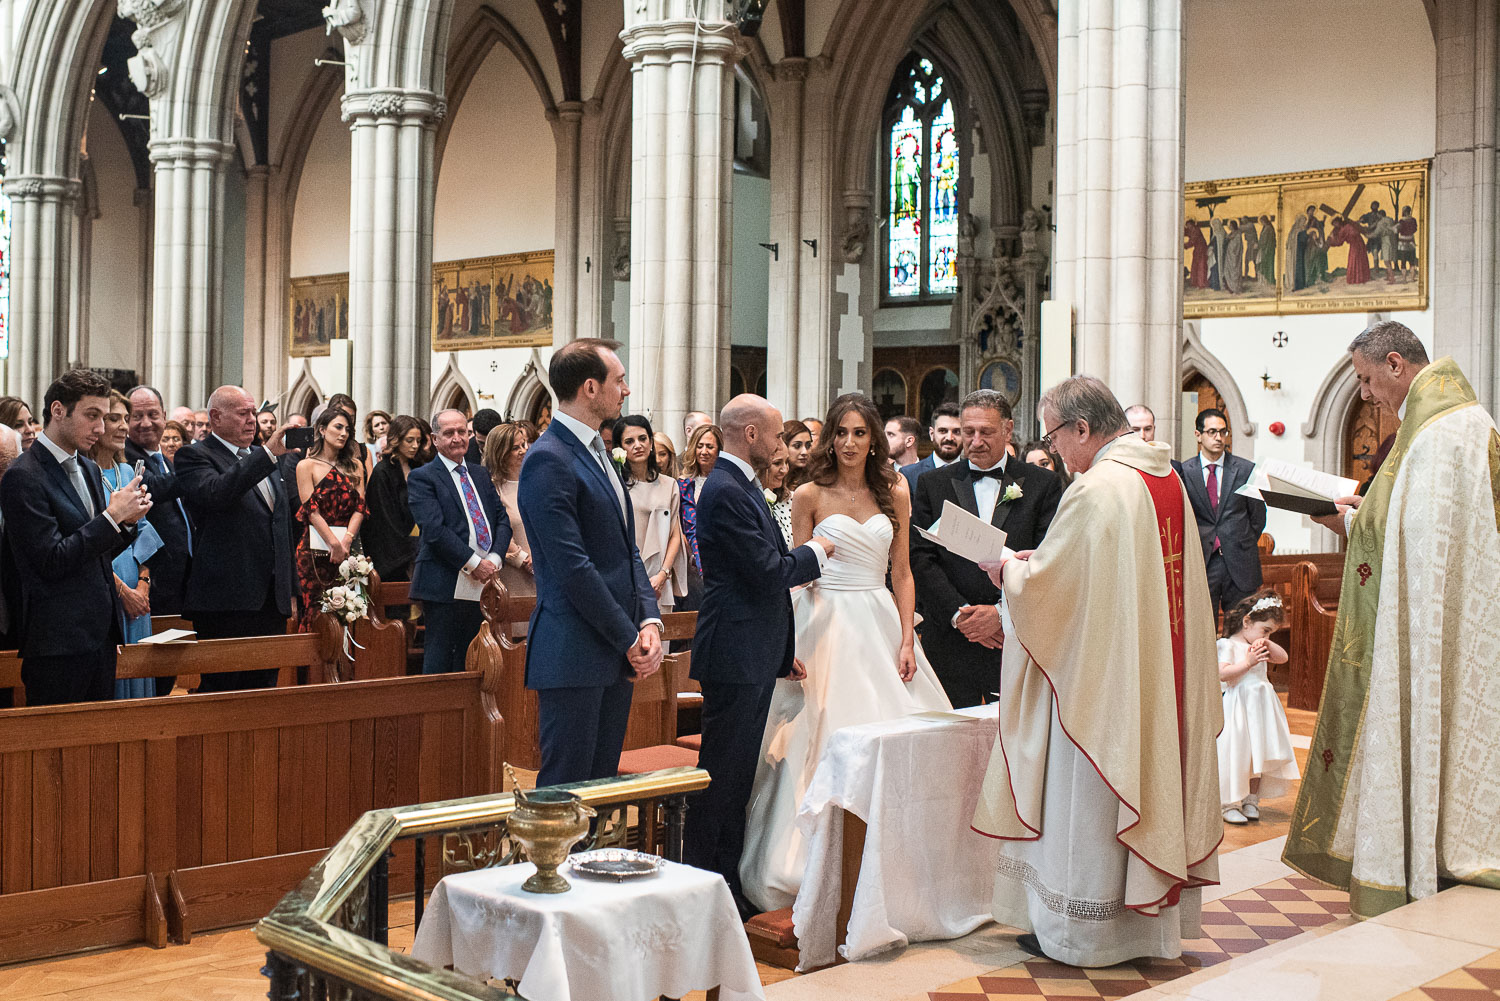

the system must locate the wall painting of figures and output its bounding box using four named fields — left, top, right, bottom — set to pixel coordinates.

left=1183, top=160, right=1427, bottom=318
left=432, top=250, right=554, bottom=351
left=288, top=273, right=348, bottom=357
